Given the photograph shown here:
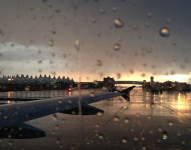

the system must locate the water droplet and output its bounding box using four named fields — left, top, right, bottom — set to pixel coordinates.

left=114, top=116, right=119, bottom=121
left=55, top=124, right=59, bottom=130
left=56, top=138, right=60, bottom=144
left=52, top=114, right=58, bottom=121
left=147, top=12, right=152, bottom=17
left=180, top=65, right=185, bottom=69
left=62, top=119, right=66, bottom=123
left=116, top=73, right=121, bottom=79
left=96, top=31, right=101, bottom=36
left=150, top=102, right=155, bottom=108
left=171, top=70, right=175, bottom=75
left=130, top=69, right=134, bottom=74
left=8, top=141, right=13, bottom=145
left=141, top=137, right=145, bottom=141
left=99, top=134, right=103, bottom=139
left=185, top=58, right=190, bottom=63
left=114, top=19, right=124, bottom=28
left=147, top=48, right=152, bottom=53
left=96, top=60, right=102, bottom=67
left=140, top=45, right=145, bottom=50
left=55, top=7, right=60, bottom=13
left=132, top=25, right=138, bottom=30
left=147, top=115, right=151, bottom=119
left=172, top=40, right=177, bottom=45
left=145, top=22, right=150, bottom=27
left=94, top=80, right=98, bottom=85
left=181, top=141, right=185, bottom=144
left=97, top=112, right=103, bottom=116
left=177, top=132, right=181, bottom=136
left=113, top=44, right=121, bottom=51
left=117, top=37, right=122, bottom=42
left=124, top=118, right=129, bottom=123
left=49, top=39, right=54, bottom=46
left=95, top=123, right=100, bottom=128
left=47, top=2, right=52, bottom=8
left=172, top=56, right=177, bottom=61
left=141, top=73, right=145, bottom=77
left=112, top=7, right=117, bottom=12
left=159, top=27, right=170, bottom=37
left=151, top=64, right=156, bottom=69
left=91, top=18, right=96, bottom=23
left=99, top=8, right=105, bottom=14
left=51, top=27, right=56, bottom=34
left=90, top=92, right=95, bottom=97
left=166, top=18, right=171, bottom=23
left=122, top=138, right=127, bottom=143
left=189, top=127, right=191, bottom=132
left=134, top=50, right=138, bottom=56
left=162, top=132, right=168, bottom=139
left=74, top=40, right=80, bottom=50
